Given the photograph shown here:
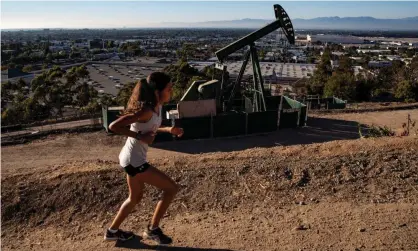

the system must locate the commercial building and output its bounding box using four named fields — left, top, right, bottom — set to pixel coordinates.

left=226, top=62, right=317, bottom=84
left=357, top=49, right=391, bottom=54
left=368, top=61, right=392, bottom=68
left=307, top=34, right=364, bottom=44
left=188, top=61, right=316, bottom=84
